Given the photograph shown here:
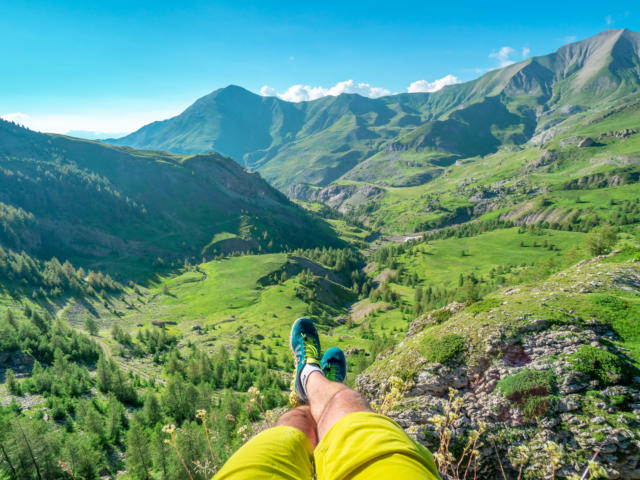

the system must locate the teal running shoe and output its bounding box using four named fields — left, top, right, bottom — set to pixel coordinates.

left=290, top=317, right=322, bottom=403
left=322, top=347, right=347, bottom=383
